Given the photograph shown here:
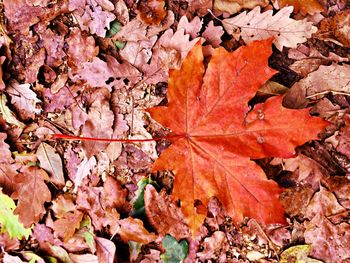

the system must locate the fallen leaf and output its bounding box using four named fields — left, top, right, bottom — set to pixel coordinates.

left=73, top=156, right=97, bottom=193
left=117, top=217, right=157, bottom=244
left=284, top=64, right=350, bottom=109
left=0, top=190, right=31, bottom=239
left=52, top=210, right=84, bottom=242
left=70, top=58, right=115, bottom=90
left=95, top=237, right=116, bottom=263
left=36, top=142, right=65, bottom=186
left=202, top=21, right=224, bottom=48
left=102, top=176, right=128, bottom=210
left=76, top=186, right=120, bottom=234
left=160, top=235, right=188, bottom=263
left=223, top=6, right=317, bottom=51
left=0, top=94, right=25, bottom=129
left=316, top=9, right=350, bottom=48
left=214, top=0, right=269, bottom=14
left=177, top=16, right=202, bottom=39
left=304, top=214, right=350, bottom=262
left=69, top=253, right=98, bottom=263
left=81, top=89, right=114, bottom=158
left=278, top=0, right=324, bottom=15
left=6, top=80, right=41, bottom=120
left=52, top=194, right=76, bottom=219
left=12, top=166, right=51, bottom=227
left=0, top=56, right=6, bottom=91
left=280, top=244, right=322, bottom=263
left=66, top=27, right=99, bottom=71
left=197, top=231, right=228, bottom=262
left=39, top=28, right=65, bottom=67
left=137, top=0, right=166, bottom=25
left=75, top=2, right=115, bottom=37
left=187, top=0, right=212, bottom=16
left=144, top=185, right=190, bottom=240
left=146, top=40, right=327, bottom=233
left=305, top=186, right=346, bottom=220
